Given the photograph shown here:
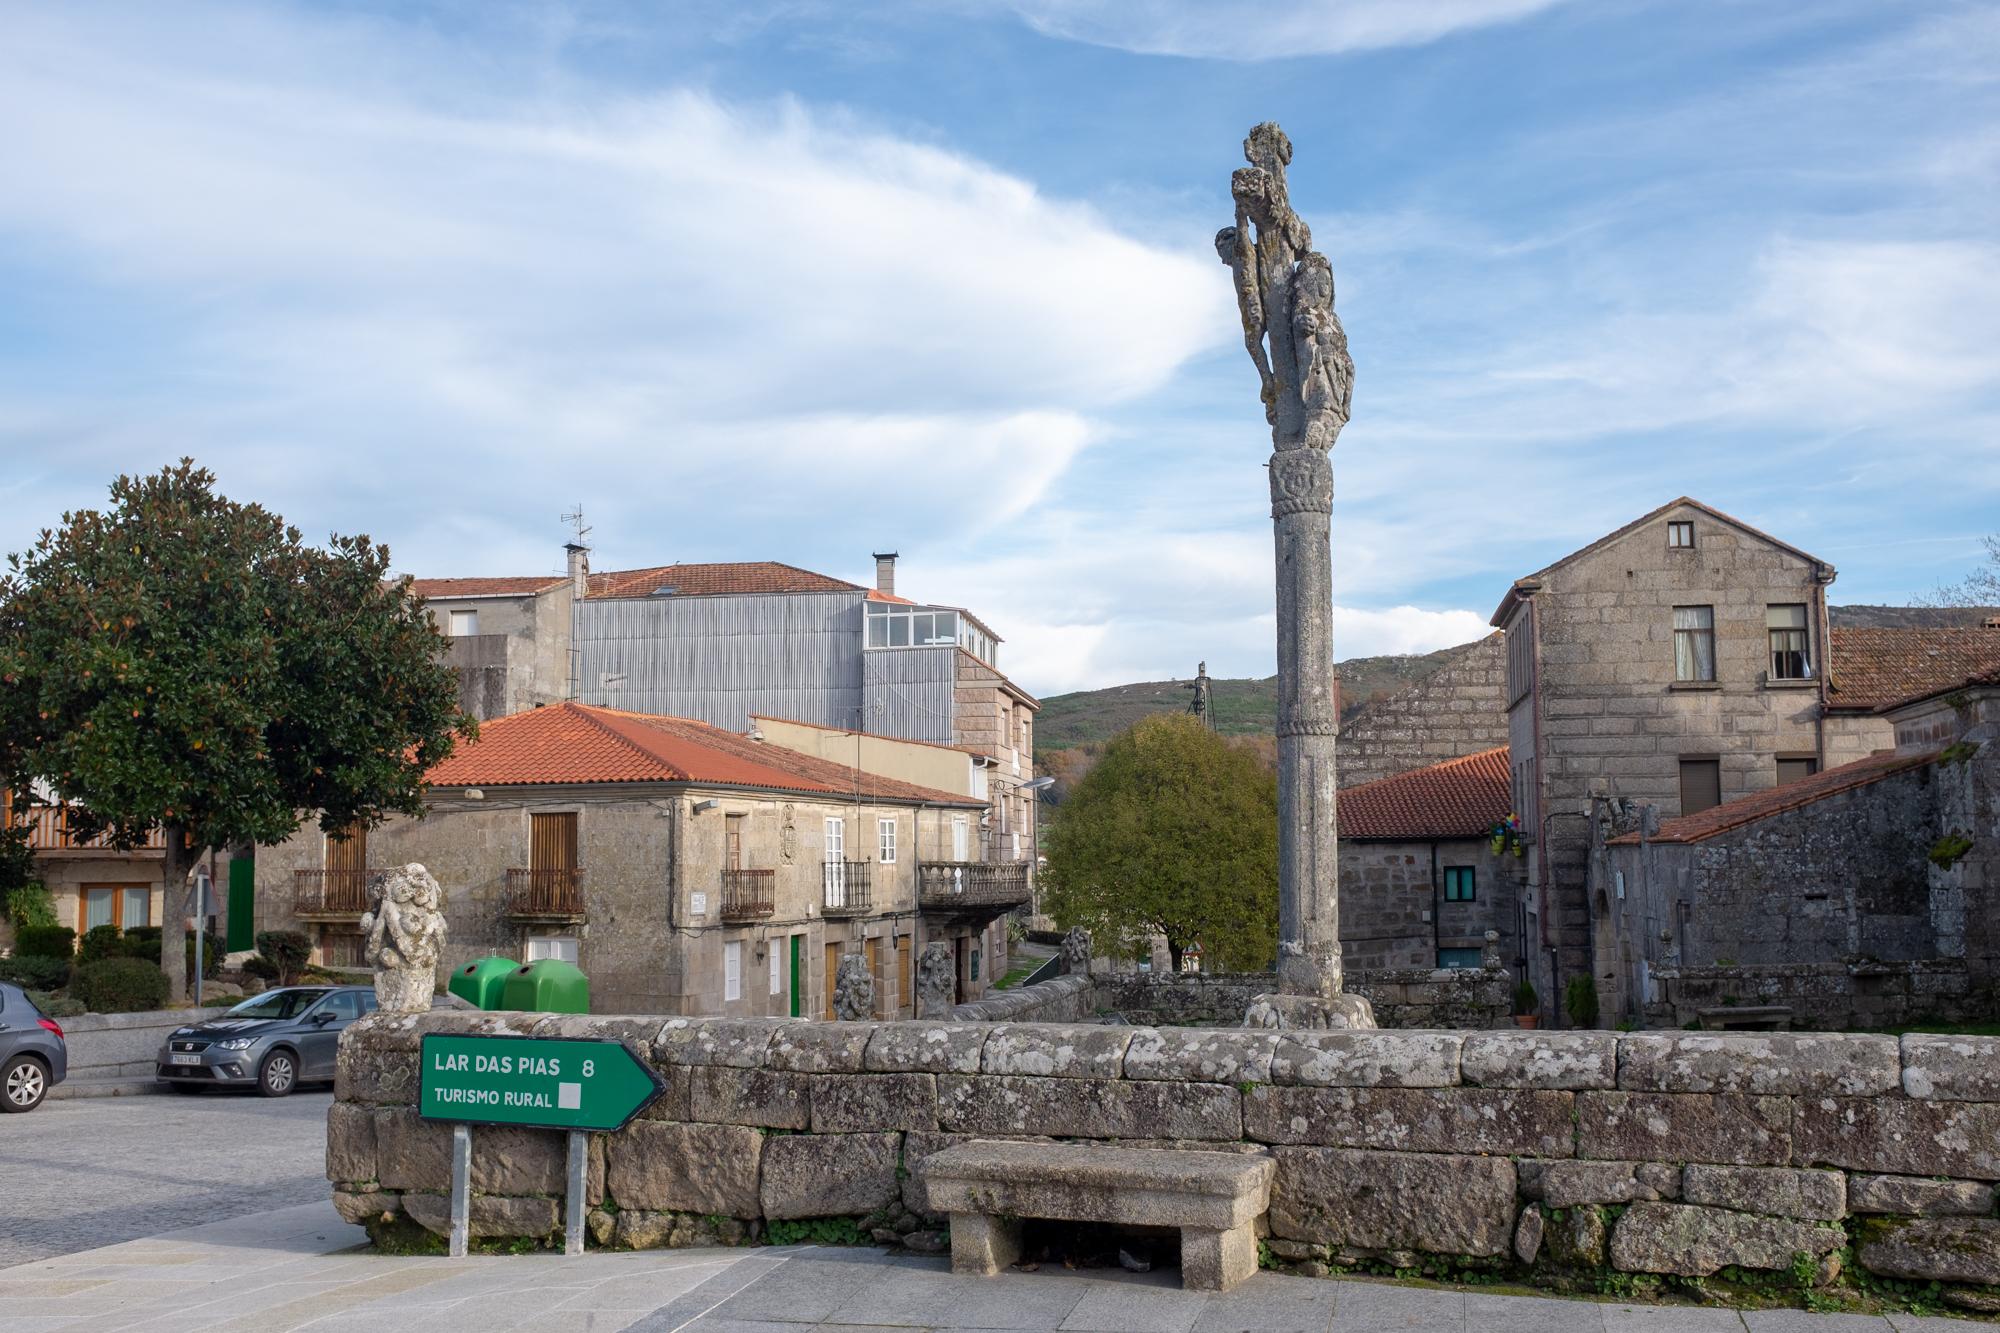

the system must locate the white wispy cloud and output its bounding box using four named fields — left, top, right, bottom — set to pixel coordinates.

left=984, top=0, right=1571, bottom=60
